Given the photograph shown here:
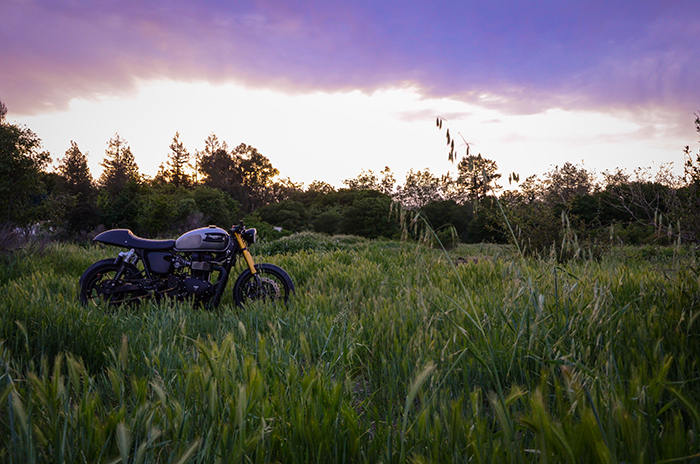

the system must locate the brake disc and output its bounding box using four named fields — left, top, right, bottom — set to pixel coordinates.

left=246, top=276, right=281, bottom=300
